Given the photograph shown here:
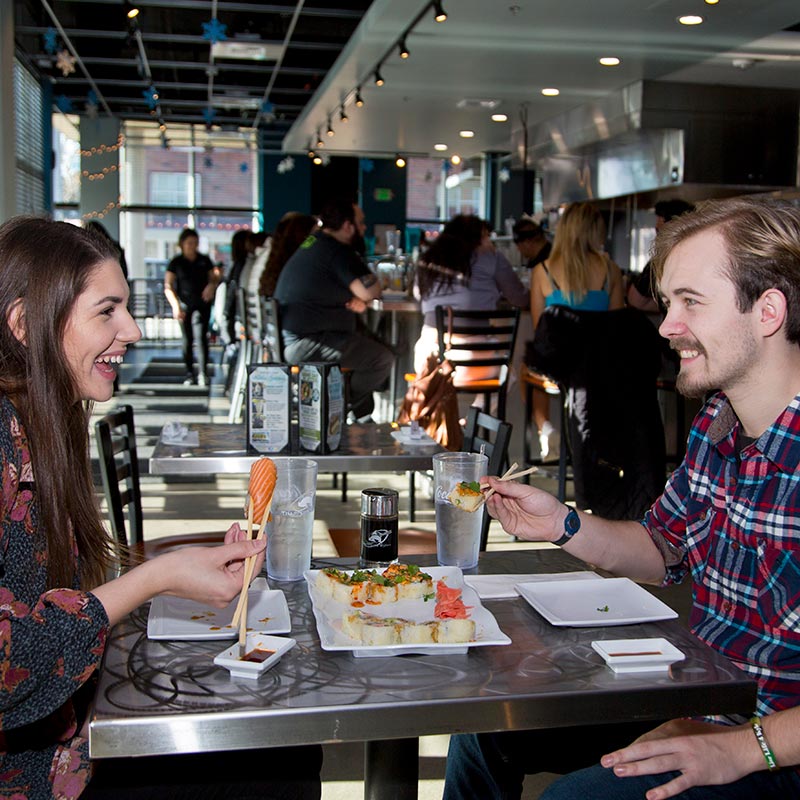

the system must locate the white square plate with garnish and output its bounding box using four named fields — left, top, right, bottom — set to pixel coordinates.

left=515, top=577, right=678, bottom=627
left=591, top=638, right=685, bottom=673
left=305, top=566, right=511, bottom=657
left=214, top=633, right=295, bottom=679
left=147, top=580, right=290, bottom=640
